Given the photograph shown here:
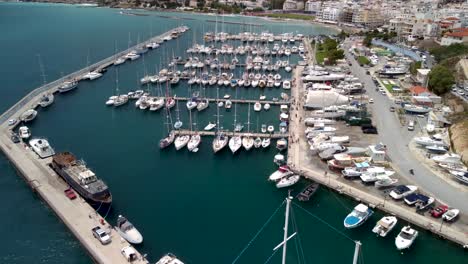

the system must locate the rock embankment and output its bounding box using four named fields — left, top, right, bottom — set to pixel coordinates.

left=450, top=120, right=468, bottom=165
